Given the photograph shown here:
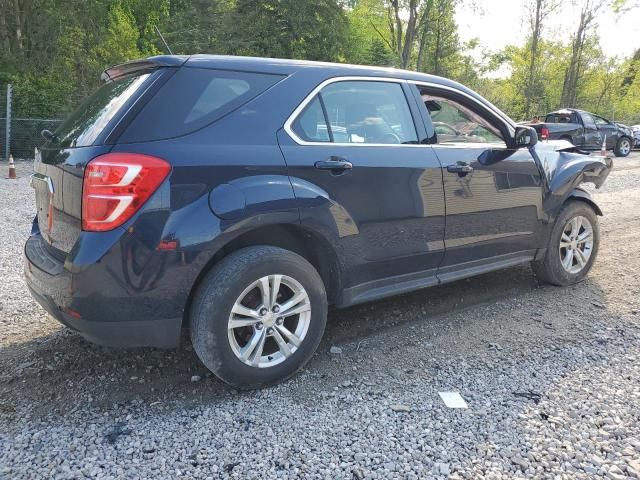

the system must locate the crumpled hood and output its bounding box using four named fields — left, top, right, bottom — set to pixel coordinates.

left=533, top=141, right=612, bottom=195
left=544, top=139, right=582, bottom=152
